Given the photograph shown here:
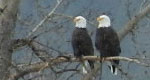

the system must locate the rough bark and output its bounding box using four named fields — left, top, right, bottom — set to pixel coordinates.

left=0, top=0, right=20, bottom=79
left=10, top=56, right=150, bottom=80
left=118, top=4, right=150, bottom=40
